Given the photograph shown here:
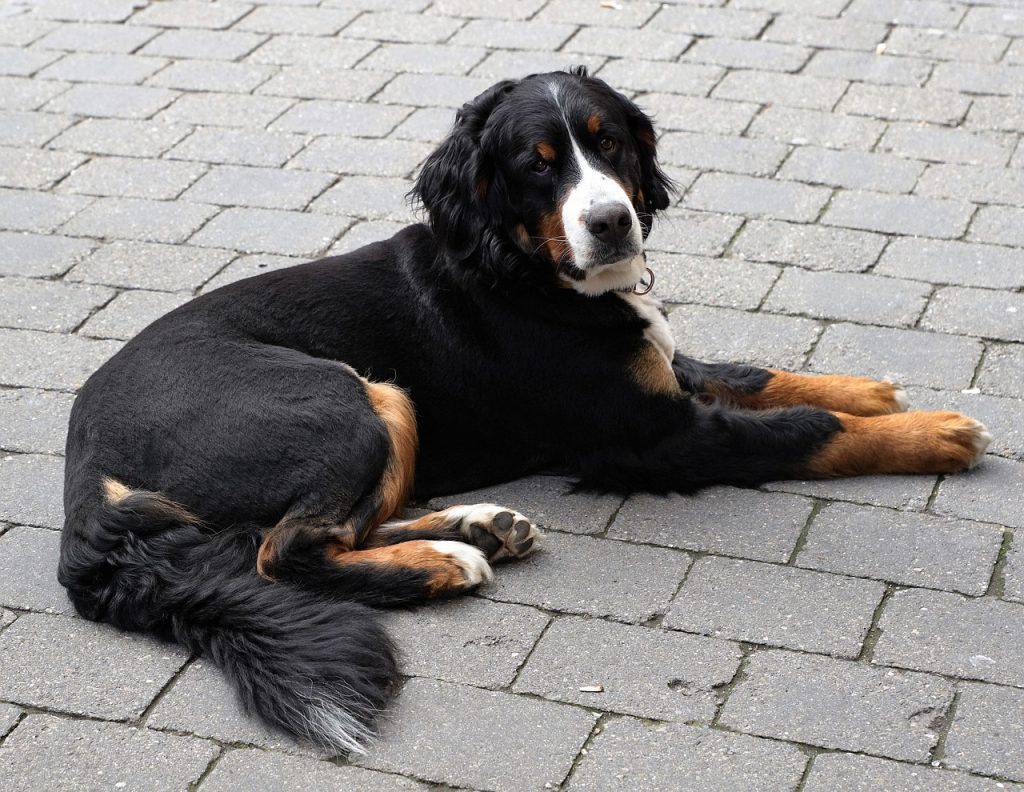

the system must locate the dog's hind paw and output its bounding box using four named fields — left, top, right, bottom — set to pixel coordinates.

left=454, top=504, right=541, bottom=562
